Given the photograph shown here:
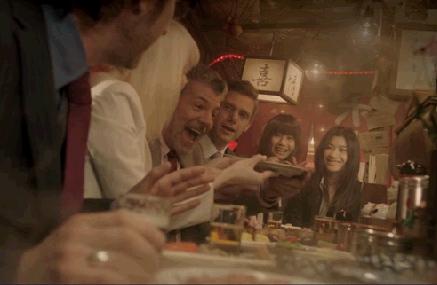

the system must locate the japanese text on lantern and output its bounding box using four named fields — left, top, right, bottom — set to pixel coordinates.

left=254, top=64, right=272, bottom=88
